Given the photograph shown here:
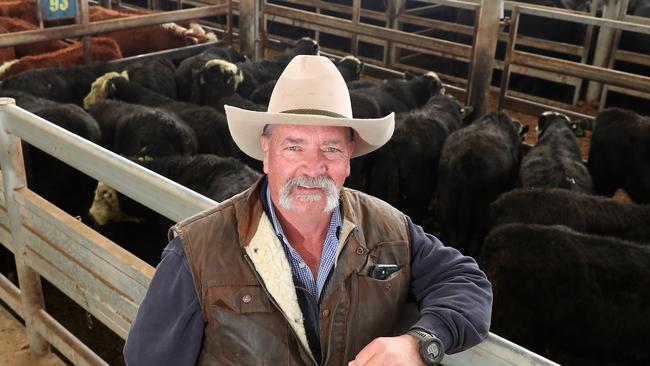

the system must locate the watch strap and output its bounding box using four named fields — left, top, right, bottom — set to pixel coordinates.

left=407, top=329, right=444, bottom=365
